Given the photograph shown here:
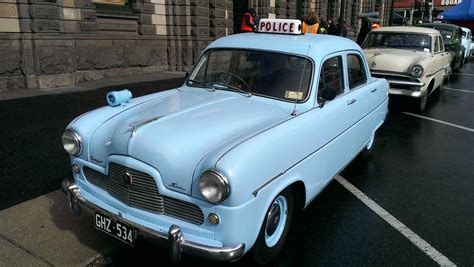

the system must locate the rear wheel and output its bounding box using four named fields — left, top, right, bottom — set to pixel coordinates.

left=252, top=188, right=294, bottom=265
